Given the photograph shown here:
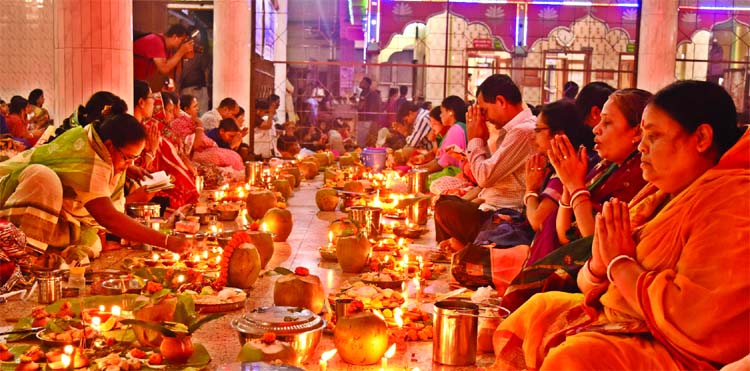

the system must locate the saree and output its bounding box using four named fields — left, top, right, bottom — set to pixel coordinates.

left=165, top=114, right=243, bottom=170
left=0, top=126, right=125, bottom=253
left=139, top=99, right=199, bottom=208
left=501, top=153, right=647, bottom=310
left=492, top=132, right=750, bottom=370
